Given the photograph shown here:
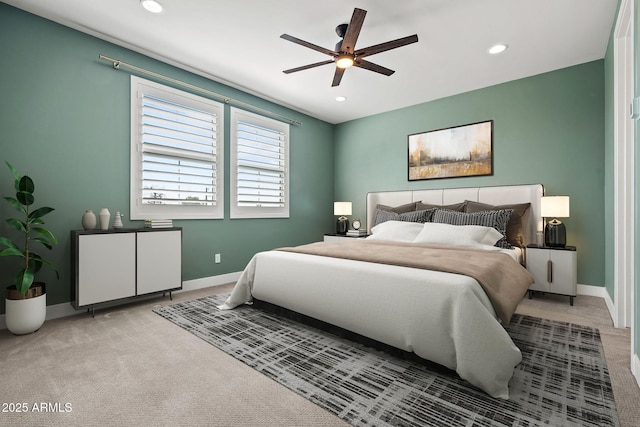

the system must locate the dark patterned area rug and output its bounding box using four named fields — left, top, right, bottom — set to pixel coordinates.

left=154, top=294, right=619, bottom=427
